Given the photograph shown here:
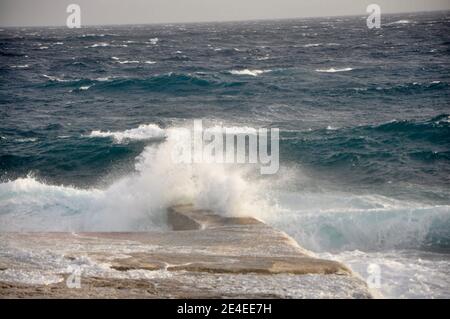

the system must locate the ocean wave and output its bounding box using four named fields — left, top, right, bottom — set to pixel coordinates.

left=118, top=60, right=139, bottom=64
left=229, top=69, right=271, bottom=77
left=0, top=124, right=267, bottom=231
left=90, top=73, right=243, bottom=92
left=85, top=42, right=128, bottom=48
left=386, top=20, right=413, bottom=26
left=15, top=137, right=38, bottom=143
left=371, top=114, right=449, bottom=133
left=1, top=122, right=449, bottom=256
left=304, top=43, right=321, bottom=48
left=78, top=33, right=106, bottom=39
left=352, top=81, right=448, bottom=95
left=42, top=74, right=78, bottom=83
left=316, top=67, right=353, bottom=73
left=89, top=124, right=166, bottom=143
left=87, top=42, right=109, bottom=48
left=10, top=64, right=29, bottom=69
left=70, top=85, right=93, bottom=92
left=268, top=192, right=450, bottom=252
left=112, top=58, right=156, bottom=65
left=41, top=73, right=233, bottom=92
left=320, top=249, right=450, bottom=298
